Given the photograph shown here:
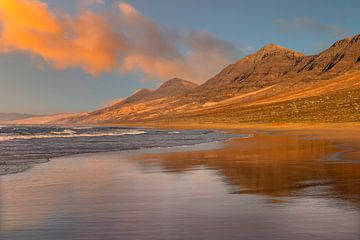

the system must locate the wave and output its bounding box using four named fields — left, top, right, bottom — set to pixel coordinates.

left=13, top=127, right=29, bottom=130
left=72, top=126, right=94, bottom=130
left=51, top=129, right=76, bottom=135
left=0, top=129, right=146, bottom=142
